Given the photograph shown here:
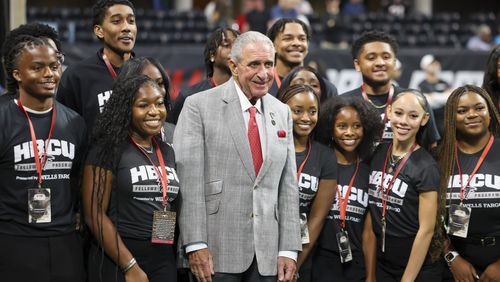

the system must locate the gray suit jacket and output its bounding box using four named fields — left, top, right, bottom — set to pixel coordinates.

left=173, top=78, right=301, bottom=275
